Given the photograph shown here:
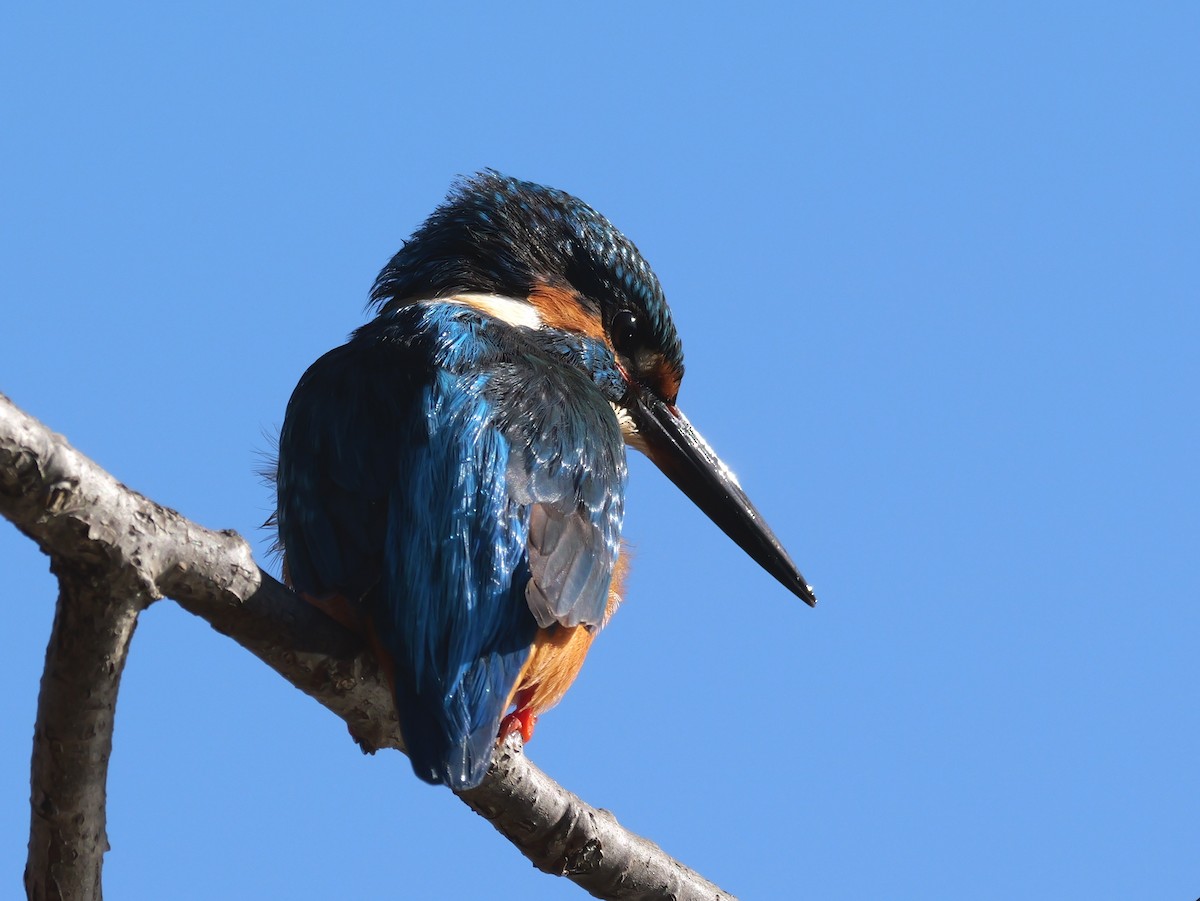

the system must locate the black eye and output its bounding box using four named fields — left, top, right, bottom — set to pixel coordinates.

left=611, top=310, right=640, bottom=355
